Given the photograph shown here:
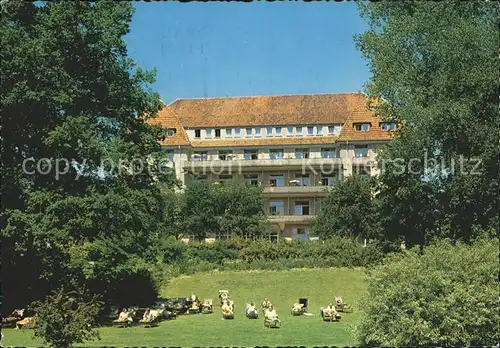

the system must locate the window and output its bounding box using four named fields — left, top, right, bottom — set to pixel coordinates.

left=193, top=174, right=207, bottom=181
left=328, top=126, right=335, bottom=135
left=294, top=173, right=310, bottom=186
left=321, top=148, right=337, bottom=158
left=316, top=126, right=323, bottom=136
left=307, top=126, right=314, bottom=136
left=205, top=129, right=212, bottom=138
left=269, top=174, right=285, bottom=187
left=255, top=128, right=262, bottom=137
left=215, top=129, right=221, bottom=138
left=321, top=175, right=338, bottom=186
left=166, top=128, right=176, bottom=137
left=192, top=151, right=208, bottom=161
left=235, top=128, right=242, bottom=137
left=266, top=127, right=273, bottom=137
left=269, top=149, right=284, bottom=160
left=165, top=150, right=174, bottom=163
left=195, top=129, right=201, bottom=138
left=269, top=201, right=285, bottom=216
left=287, top=126, right=294, bottom=137
left=354, top=145, right=369, bottom=158
left=296, top=127, right=303, bottom=136
left=354, top=123, right=370, bottom=132
left=225, top=128, right=232, bottom=137
left=380, top=122, right=396, bottom=131
left=244, top=174, right=259, bottom=186
left=218, top=150, right=233, bottom=161
left=218, top=174, right=233, bottom=183
left=295, top=148, right=310, bottom=159
left=294, top=200, right=310, bottom=216
left=292, top=227, right=308, bottom=240
left=244, top=150, right=258, bottom=160
left=275, top=127, right=282, bottom=137
left=245, top=128, right=253, bottom=137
